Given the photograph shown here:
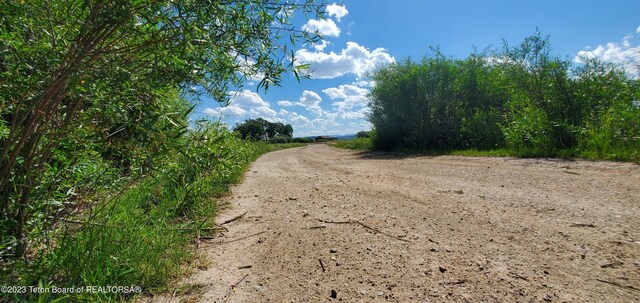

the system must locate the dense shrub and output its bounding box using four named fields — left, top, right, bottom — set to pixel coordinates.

left=356, top=131, right=372, bottom=138
left=269, top=134, right=292, bottom=144
left=334, top=137, right=374, bottom=150
left=369, top=52, right=509, bottom=150
left=292, top=137, right=314, bottom=143
left=19, top=123, right=287, bottom=302
left=368, top=32, right=639, bottom=161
